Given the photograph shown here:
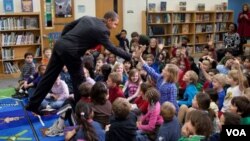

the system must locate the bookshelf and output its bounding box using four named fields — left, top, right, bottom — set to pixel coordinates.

left=146, top=10, right=233, bottom=55
left=0, top=12, right=43, bottom=74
